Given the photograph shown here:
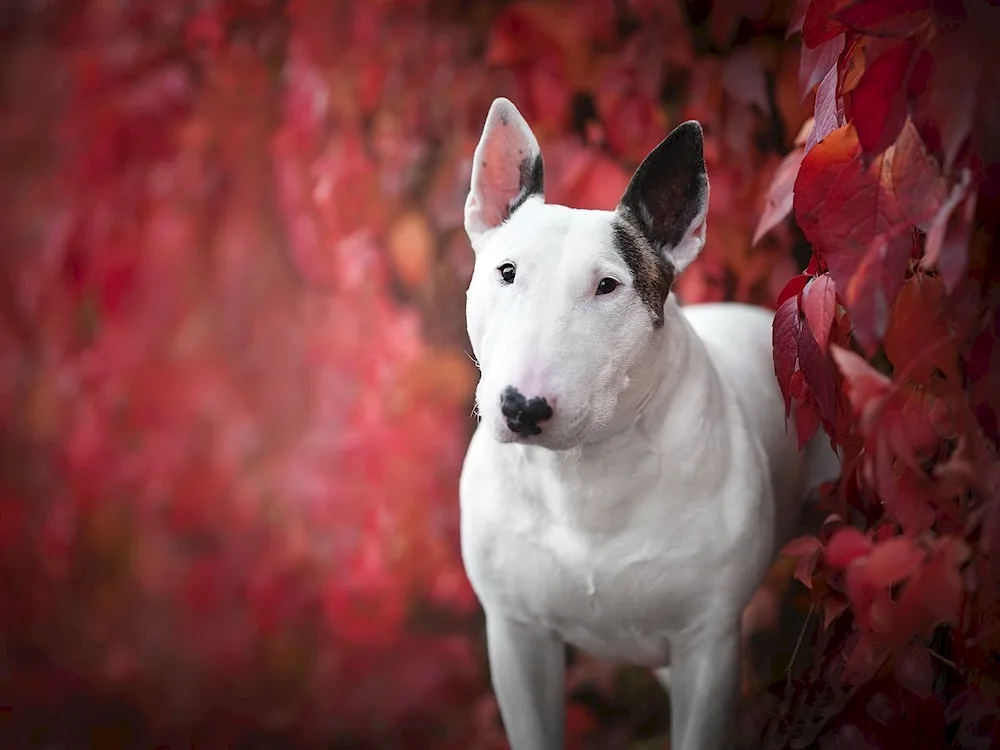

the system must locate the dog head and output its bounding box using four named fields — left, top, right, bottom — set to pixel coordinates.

left=464, top=98, right=709, bottom=450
